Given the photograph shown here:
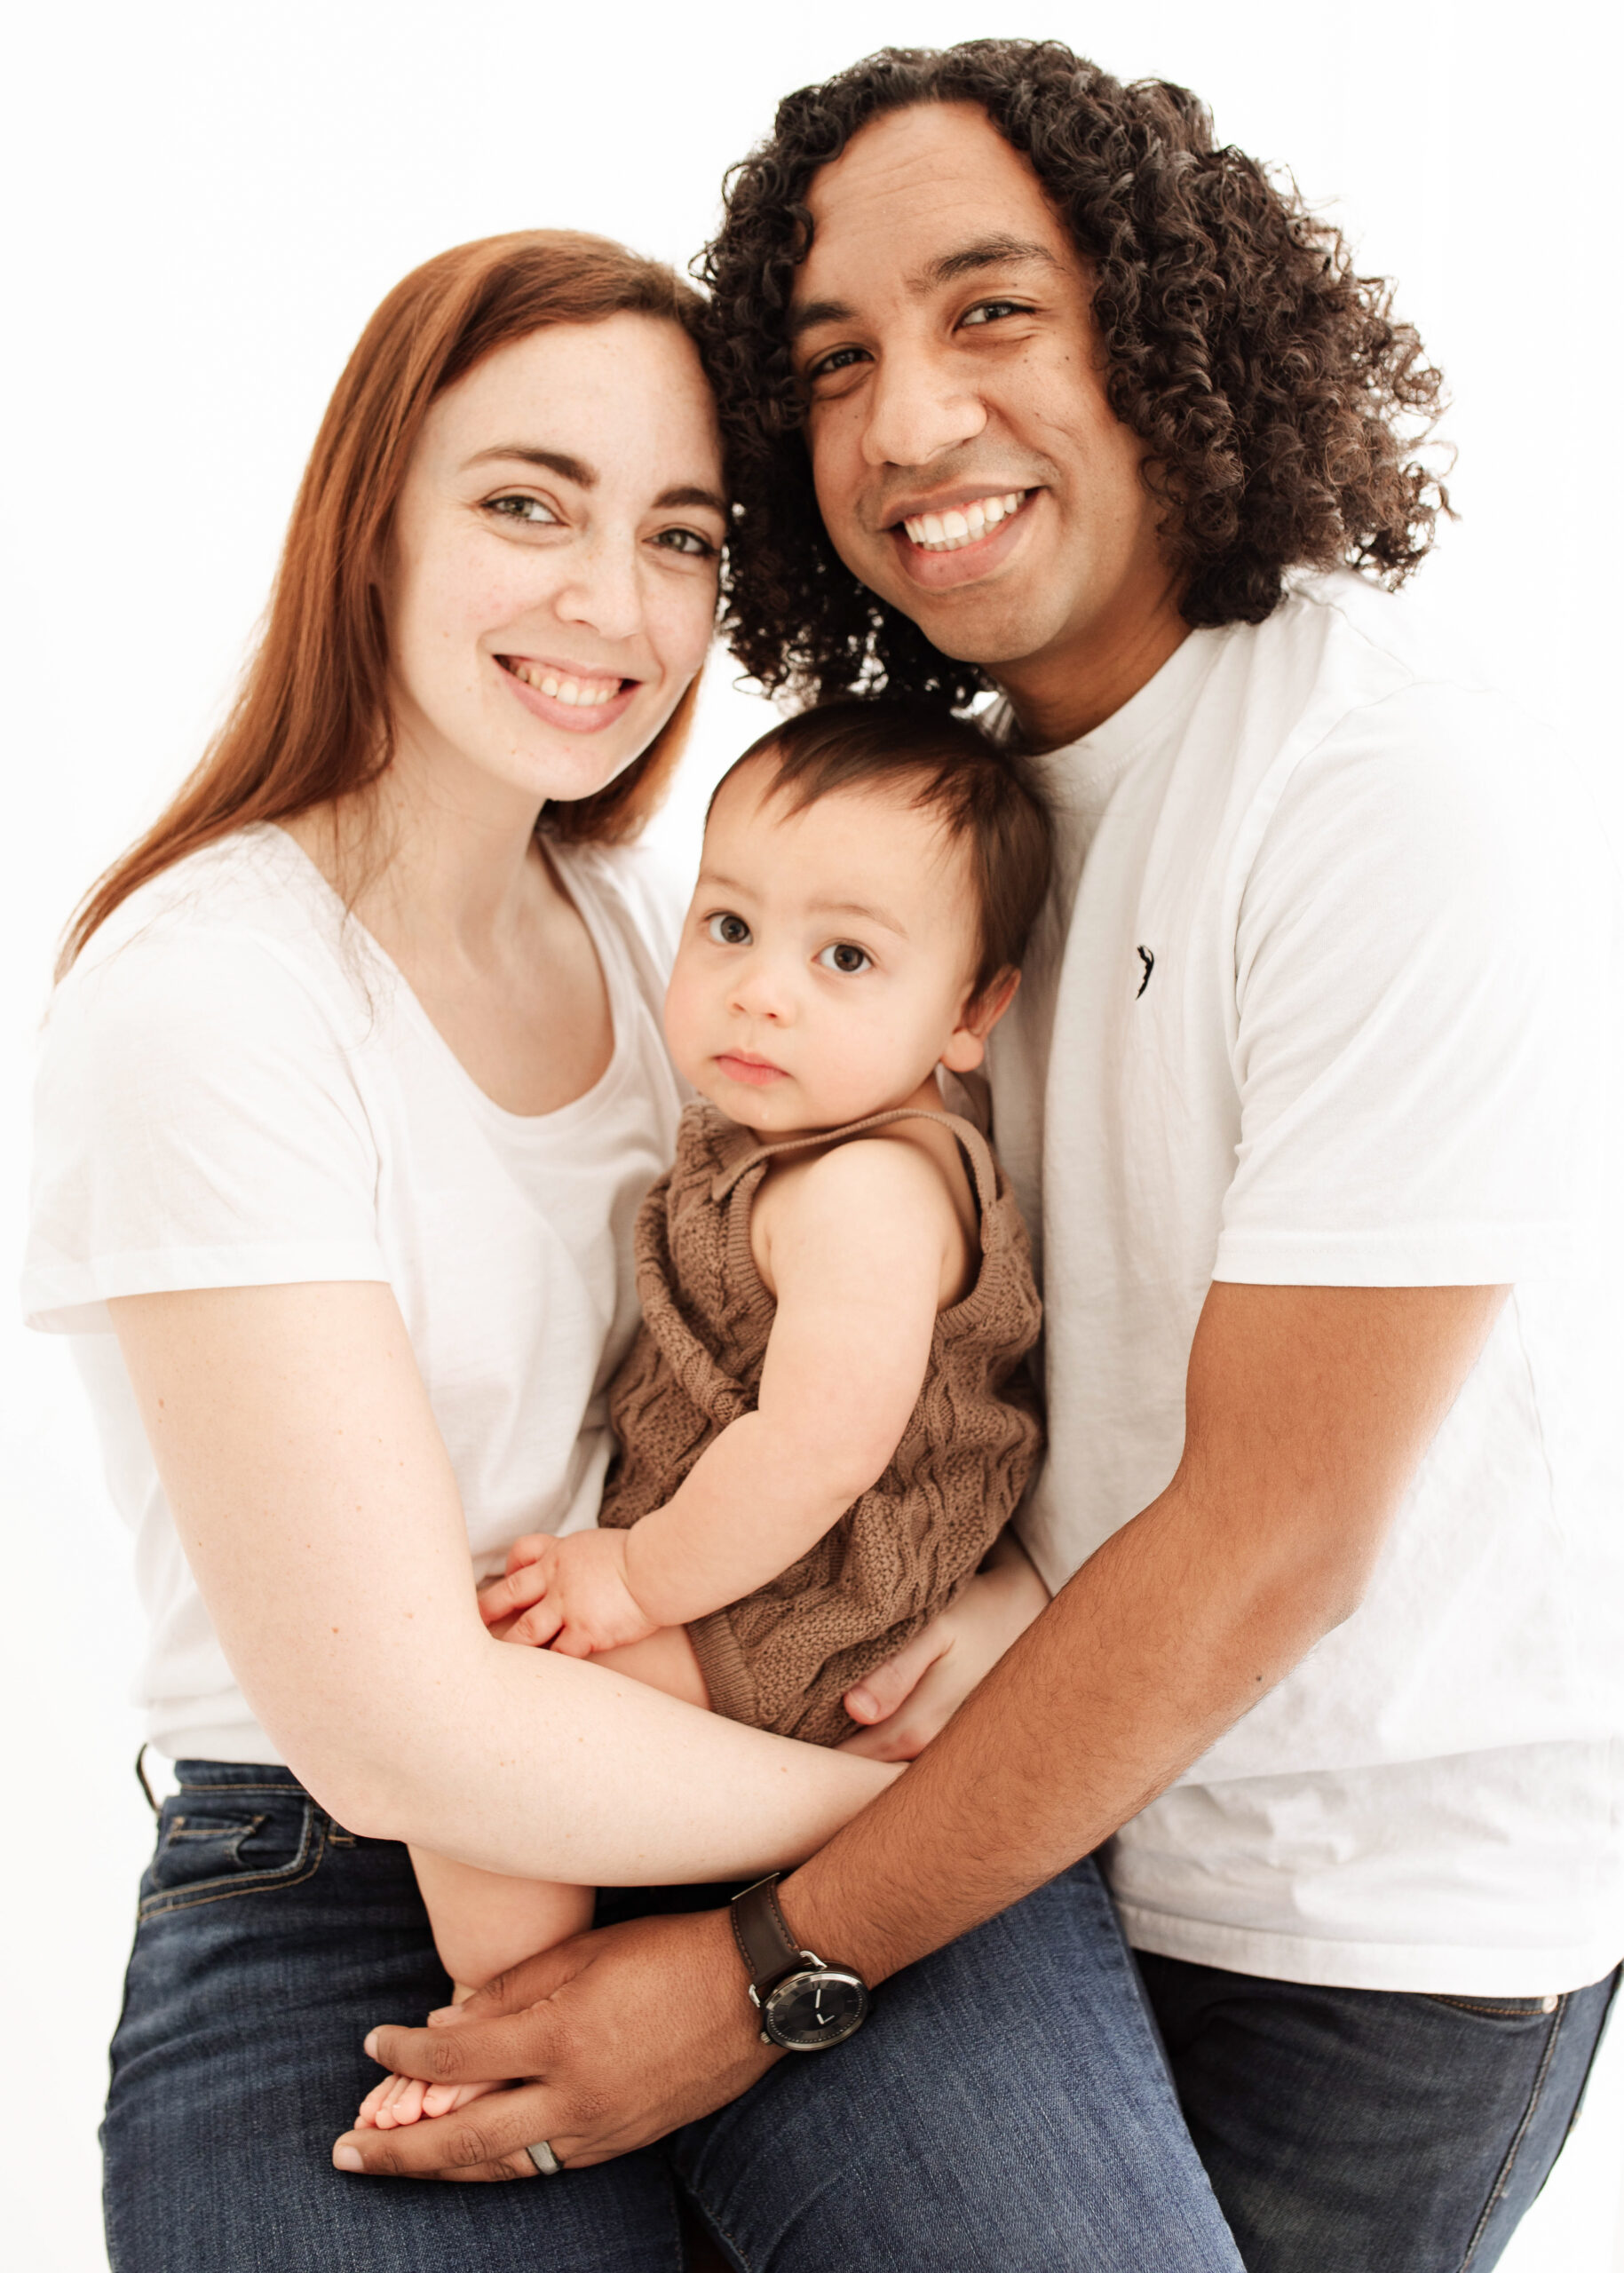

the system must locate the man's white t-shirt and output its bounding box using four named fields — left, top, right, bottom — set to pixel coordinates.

left=989, top=571, right=1622, bottom=1997
left=24, top=822, right=684, bottom=1763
